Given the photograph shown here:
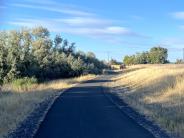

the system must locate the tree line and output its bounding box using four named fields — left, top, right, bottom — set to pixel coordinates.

left=0, top=27, right=107, bottom=84
left=123, top=47, right=168, bottom=65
